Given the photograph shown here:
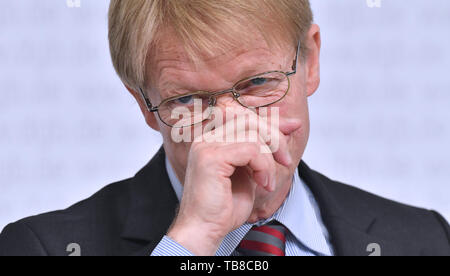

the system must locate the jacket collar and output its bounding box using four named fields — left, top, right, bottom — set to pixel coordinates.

left=120, top=147, right=416, bottom=255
